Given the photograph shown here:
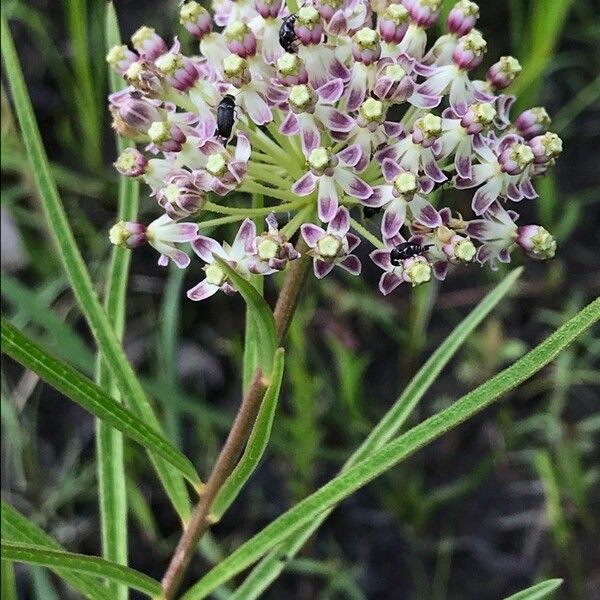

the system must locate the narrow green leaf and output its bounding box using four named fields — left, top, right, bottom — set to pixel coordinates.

left=233, top=269, right=522, bottom=599
left=1, top=14, right=191, bottom=521
left=1, top=559, right=17, bottom=600
left=503, top=578, right=563, bottom=600
left=213, top=256, right=277, bottom=377
left=1, top=542, right=162, bottom=598
left=1, top=501, right=113, bottom=600
left=183, top=297, right=600, bottom=599
left=212, top=348, right=285, bottom=519
left=96, top=5, right=139, bottom=597
left=1, top=319, right=201, bottom=489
